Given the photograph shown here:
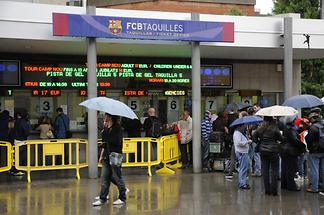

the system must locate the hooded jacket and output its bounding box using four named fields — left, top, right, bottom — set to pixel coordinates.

left=201, top=111, right=212, bottom=141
